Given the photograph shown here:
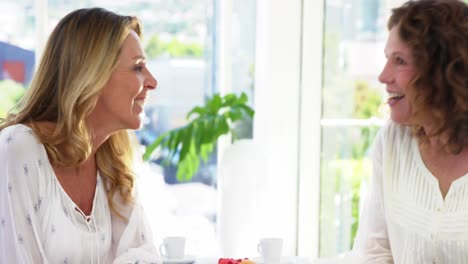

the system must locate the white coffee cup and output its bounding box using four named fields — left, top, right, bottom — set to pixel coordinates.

left=159, top=236, right=186, bottom=259
left=257, top=237, right=283, bottom=263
